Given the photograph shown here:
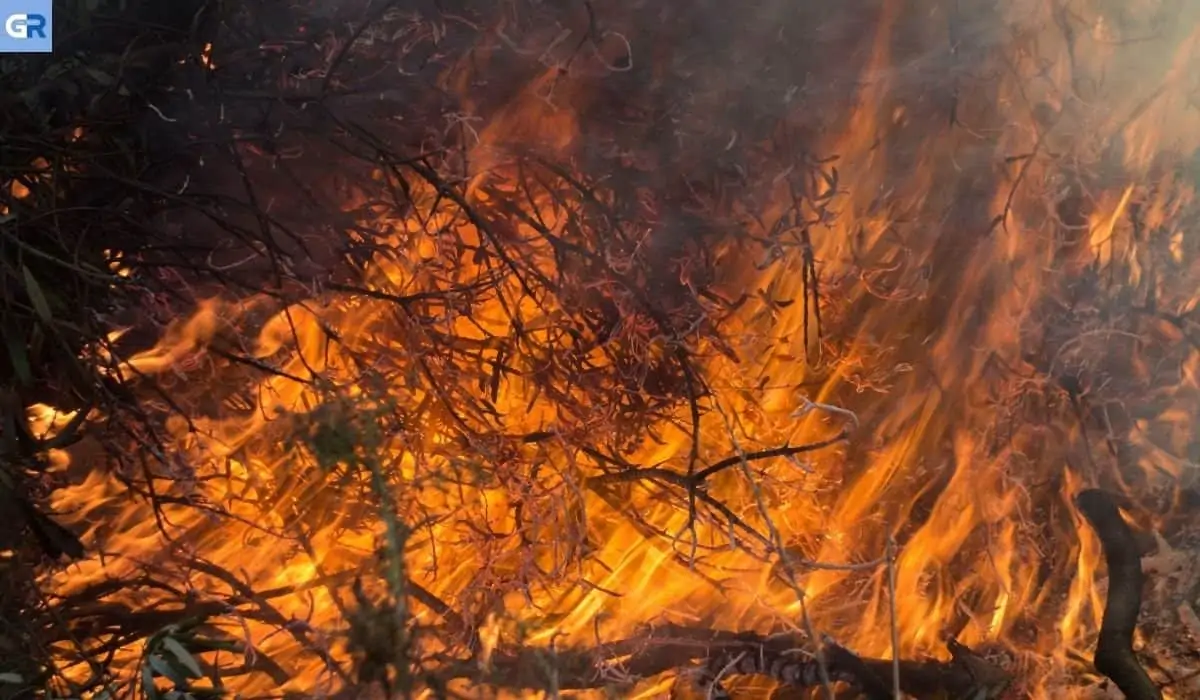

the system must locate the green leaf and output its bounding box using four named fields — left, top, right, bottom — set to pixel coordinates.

left=161, top=637, right=204, bottom=678
left=21, top=265, right=53, bottom=322
left=5, top=333, right=32, bottom=386
left=146, top=654, right=187, bottom=686
left=83, top=67, right=115, bottom=86
left=141, top=663, right=161, bottom=700
left=0, top=673, right=24, bottom=684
